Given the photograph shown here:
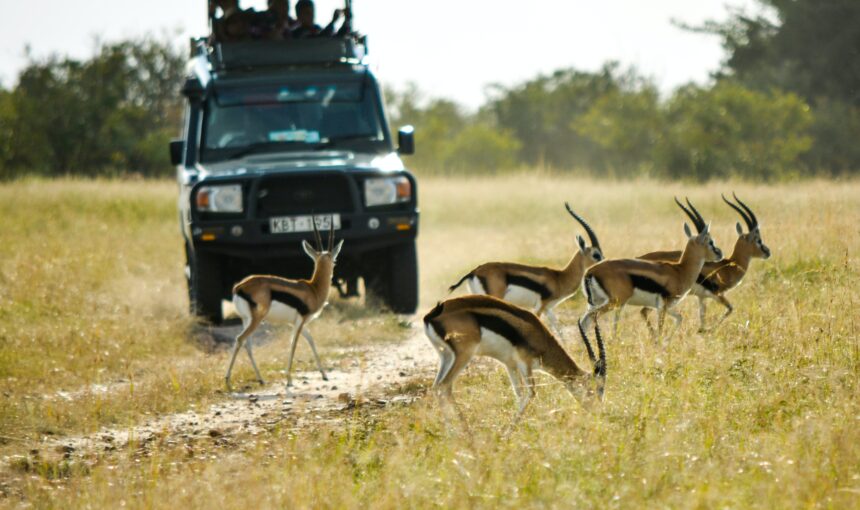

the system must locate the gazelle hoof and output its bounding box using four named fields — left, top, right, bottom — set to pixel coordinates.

left=258, top=379, right=266, bottom=386
left=321, top=374, right=329, bottom=381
